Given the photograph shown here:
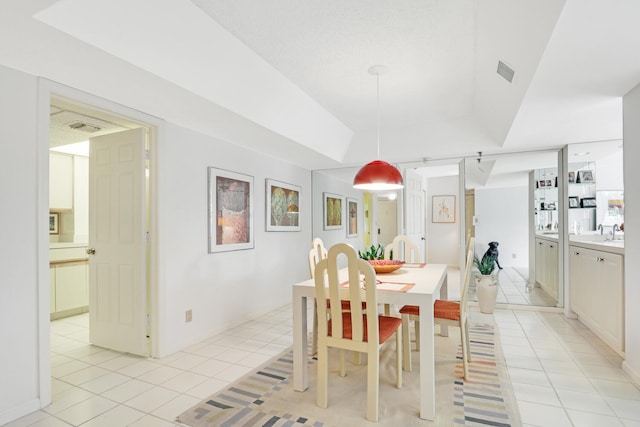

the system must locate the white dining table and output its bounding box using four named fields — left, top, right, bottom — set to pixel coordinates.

left=291, top=263, right=448, bottom=421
